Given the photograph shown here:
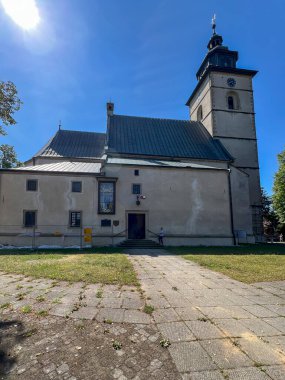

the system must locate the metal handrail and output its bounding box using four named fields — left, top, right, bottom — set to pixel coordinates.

left=113, top=228, right=127, bottom=237
left=147, top=228, right=159, bottom=237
